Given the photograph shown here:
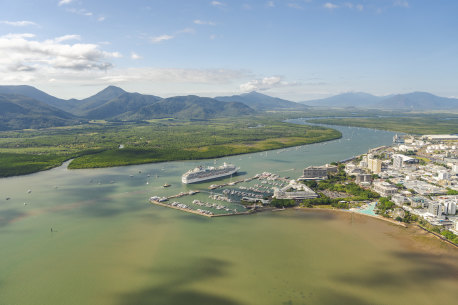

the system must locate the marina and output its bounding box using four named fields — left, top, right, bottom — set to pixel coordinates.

left=149, top=172, right=289, bottom=216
